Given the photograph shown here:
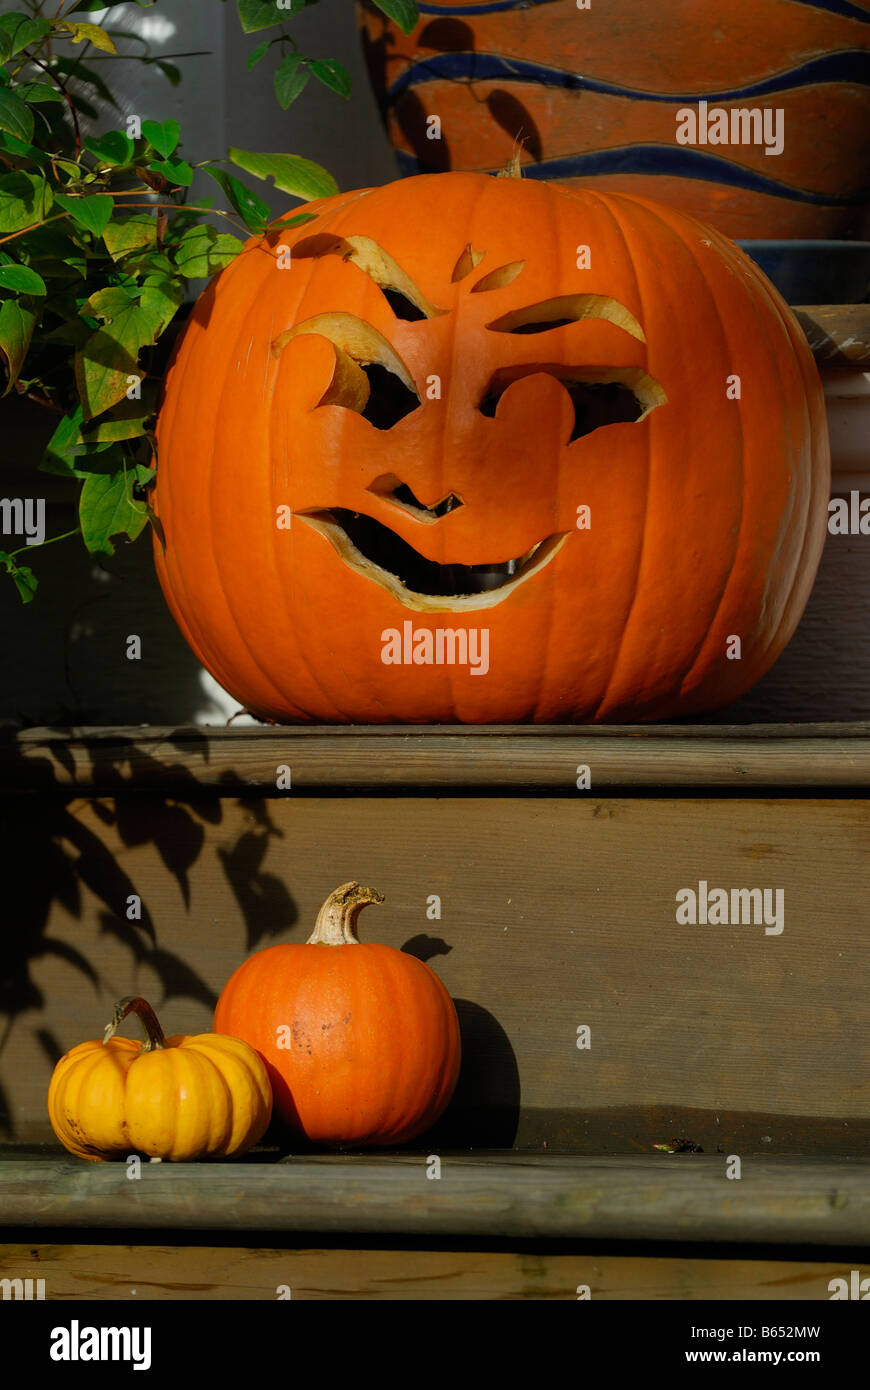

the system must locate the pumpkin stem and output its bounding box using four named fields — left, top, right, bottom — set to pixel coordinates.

left=102, top=996, right=167, bottom=1051
left=307, top=882, right=385, bottom=946
left=496, top=145, right=524, bottom=179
